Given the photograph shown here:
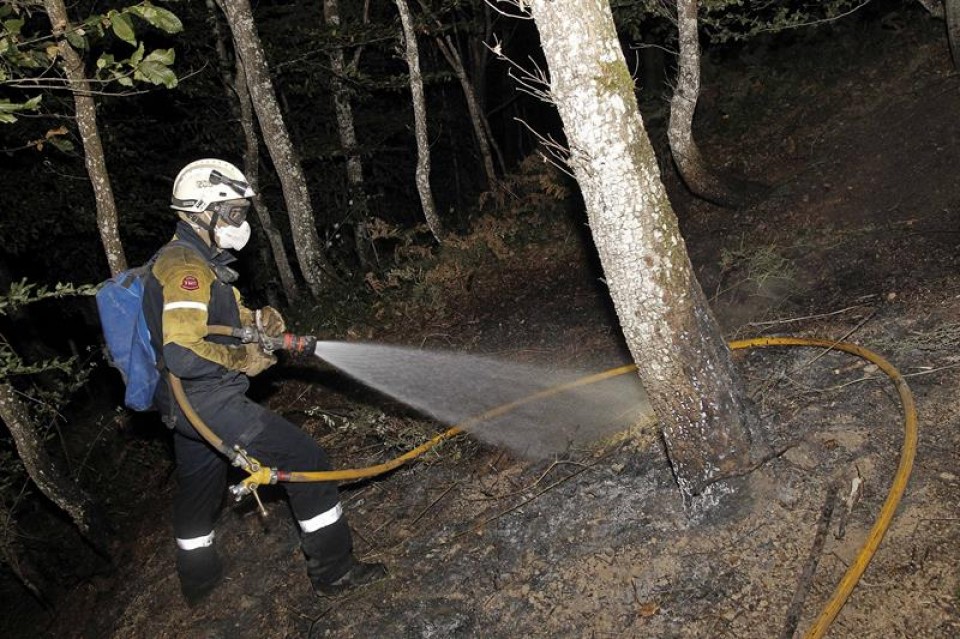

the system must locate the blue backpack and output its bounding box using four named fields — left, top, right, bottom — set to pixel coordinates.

left=96, top=262, right=160, bottom=411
